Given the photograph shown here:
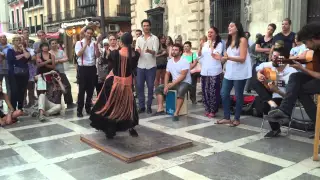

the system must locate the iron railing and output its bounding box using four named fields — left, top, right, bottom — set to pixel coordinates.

left=211, top=0, right=241, bottom=34
left=117, top=4, right=130, bottom=16
left=44, top=8, right=97, bottom=24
